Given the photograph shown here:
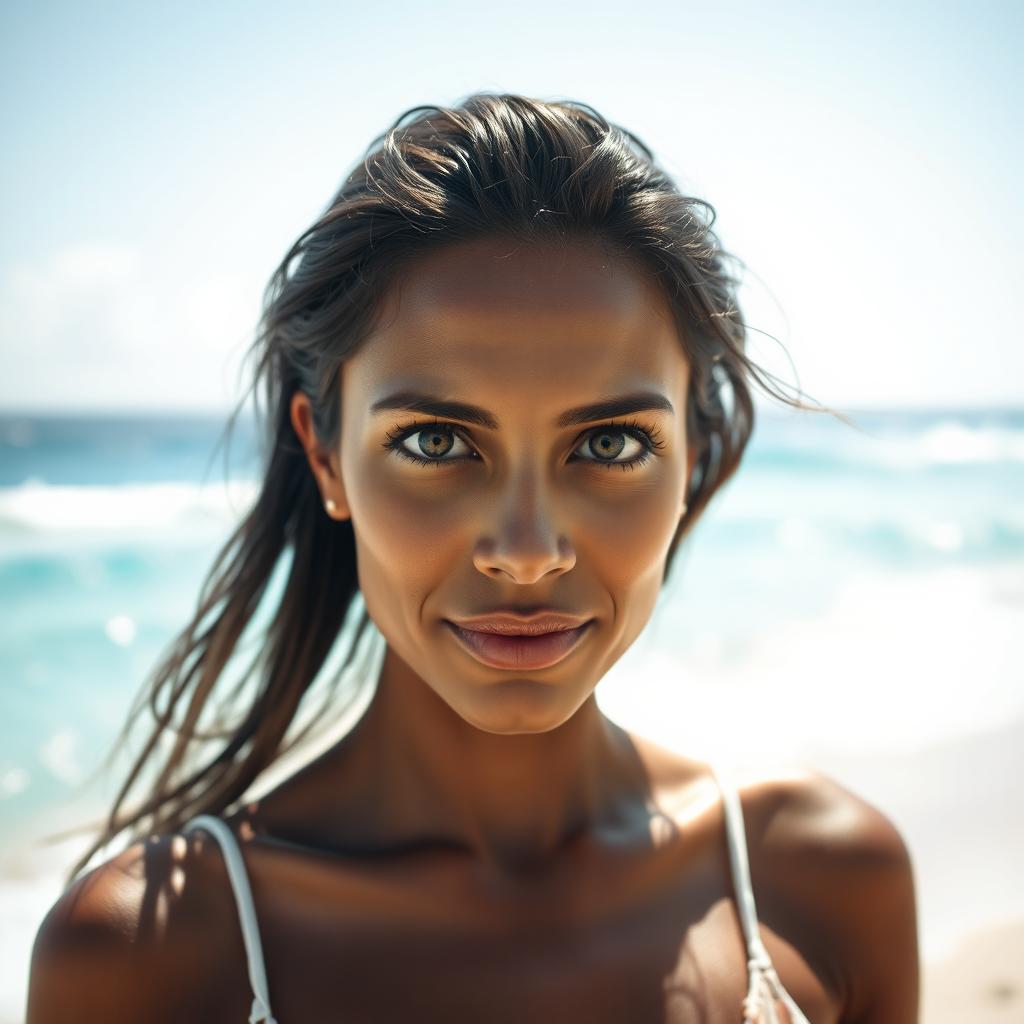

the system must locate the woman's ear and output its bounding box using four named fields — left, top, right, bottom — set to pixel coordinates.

left=290, top=390, right=351, bottom=520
